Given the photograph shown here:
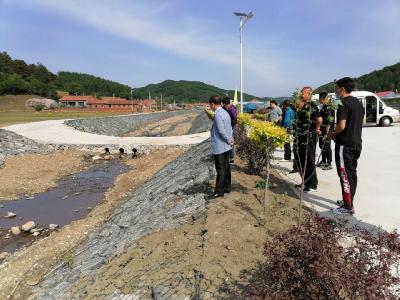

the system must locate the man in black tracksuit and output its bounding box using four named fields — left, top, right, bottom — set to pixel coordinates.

left=329, top=77, right=364, bottom=215
left=318, top=92, right=335, bottom=170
